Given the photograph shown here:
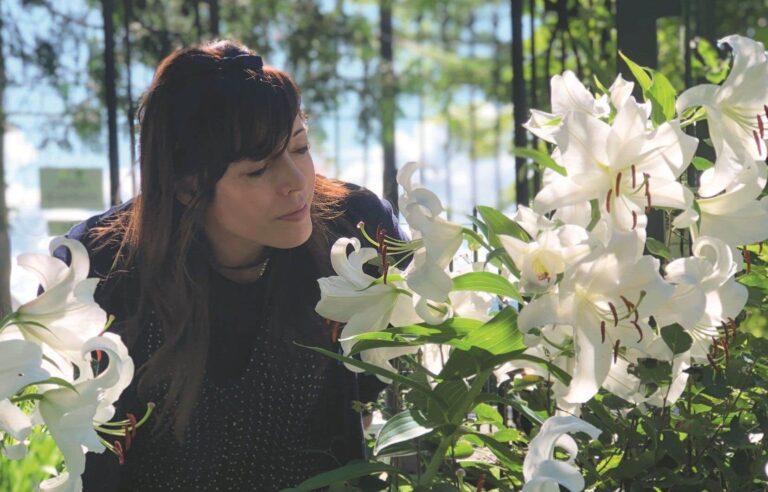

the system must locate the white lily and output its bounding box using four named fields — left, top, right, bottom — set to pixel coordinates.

left=655, top=236, right=747, bottom=361
left=10, top=237, right=107, bottom=367
left=697, top=160, right=768, bottom=247
left=524, top=71, right=610, bottom=144
left=523, top=415, right=601, bottom=492
left=676, top=35, right=768, bottom=196
left=519, top=239, right=673, bottom=404
left=499, top=224, right=591, bottom=294
left=0, top=338, right=50, bottom=400
left=35, top=332, right=133, bottom=492
left=397, top=162, right=464, bottom=302
left=0, top=338, right=50, bottom=442
left=316, top=237, right=422, bottom=382
left=1, top=440, right=28, bottom=460
left=534, top=98, right=698, bottom=231
left=602, top=338, right=690, bottom=407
